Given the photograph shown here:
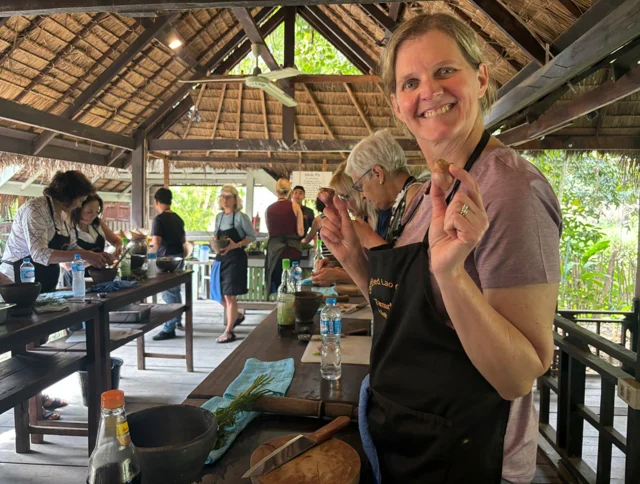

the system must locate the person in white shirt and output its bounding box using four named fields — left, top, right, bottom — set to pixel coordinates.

left=1, top=170, right=113, bottom=292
